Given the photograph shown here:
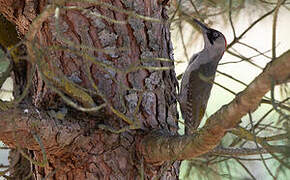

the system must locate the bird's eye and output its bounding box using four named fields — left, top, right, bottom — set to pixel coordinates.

left=213, top=32, right=219, bottom=38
